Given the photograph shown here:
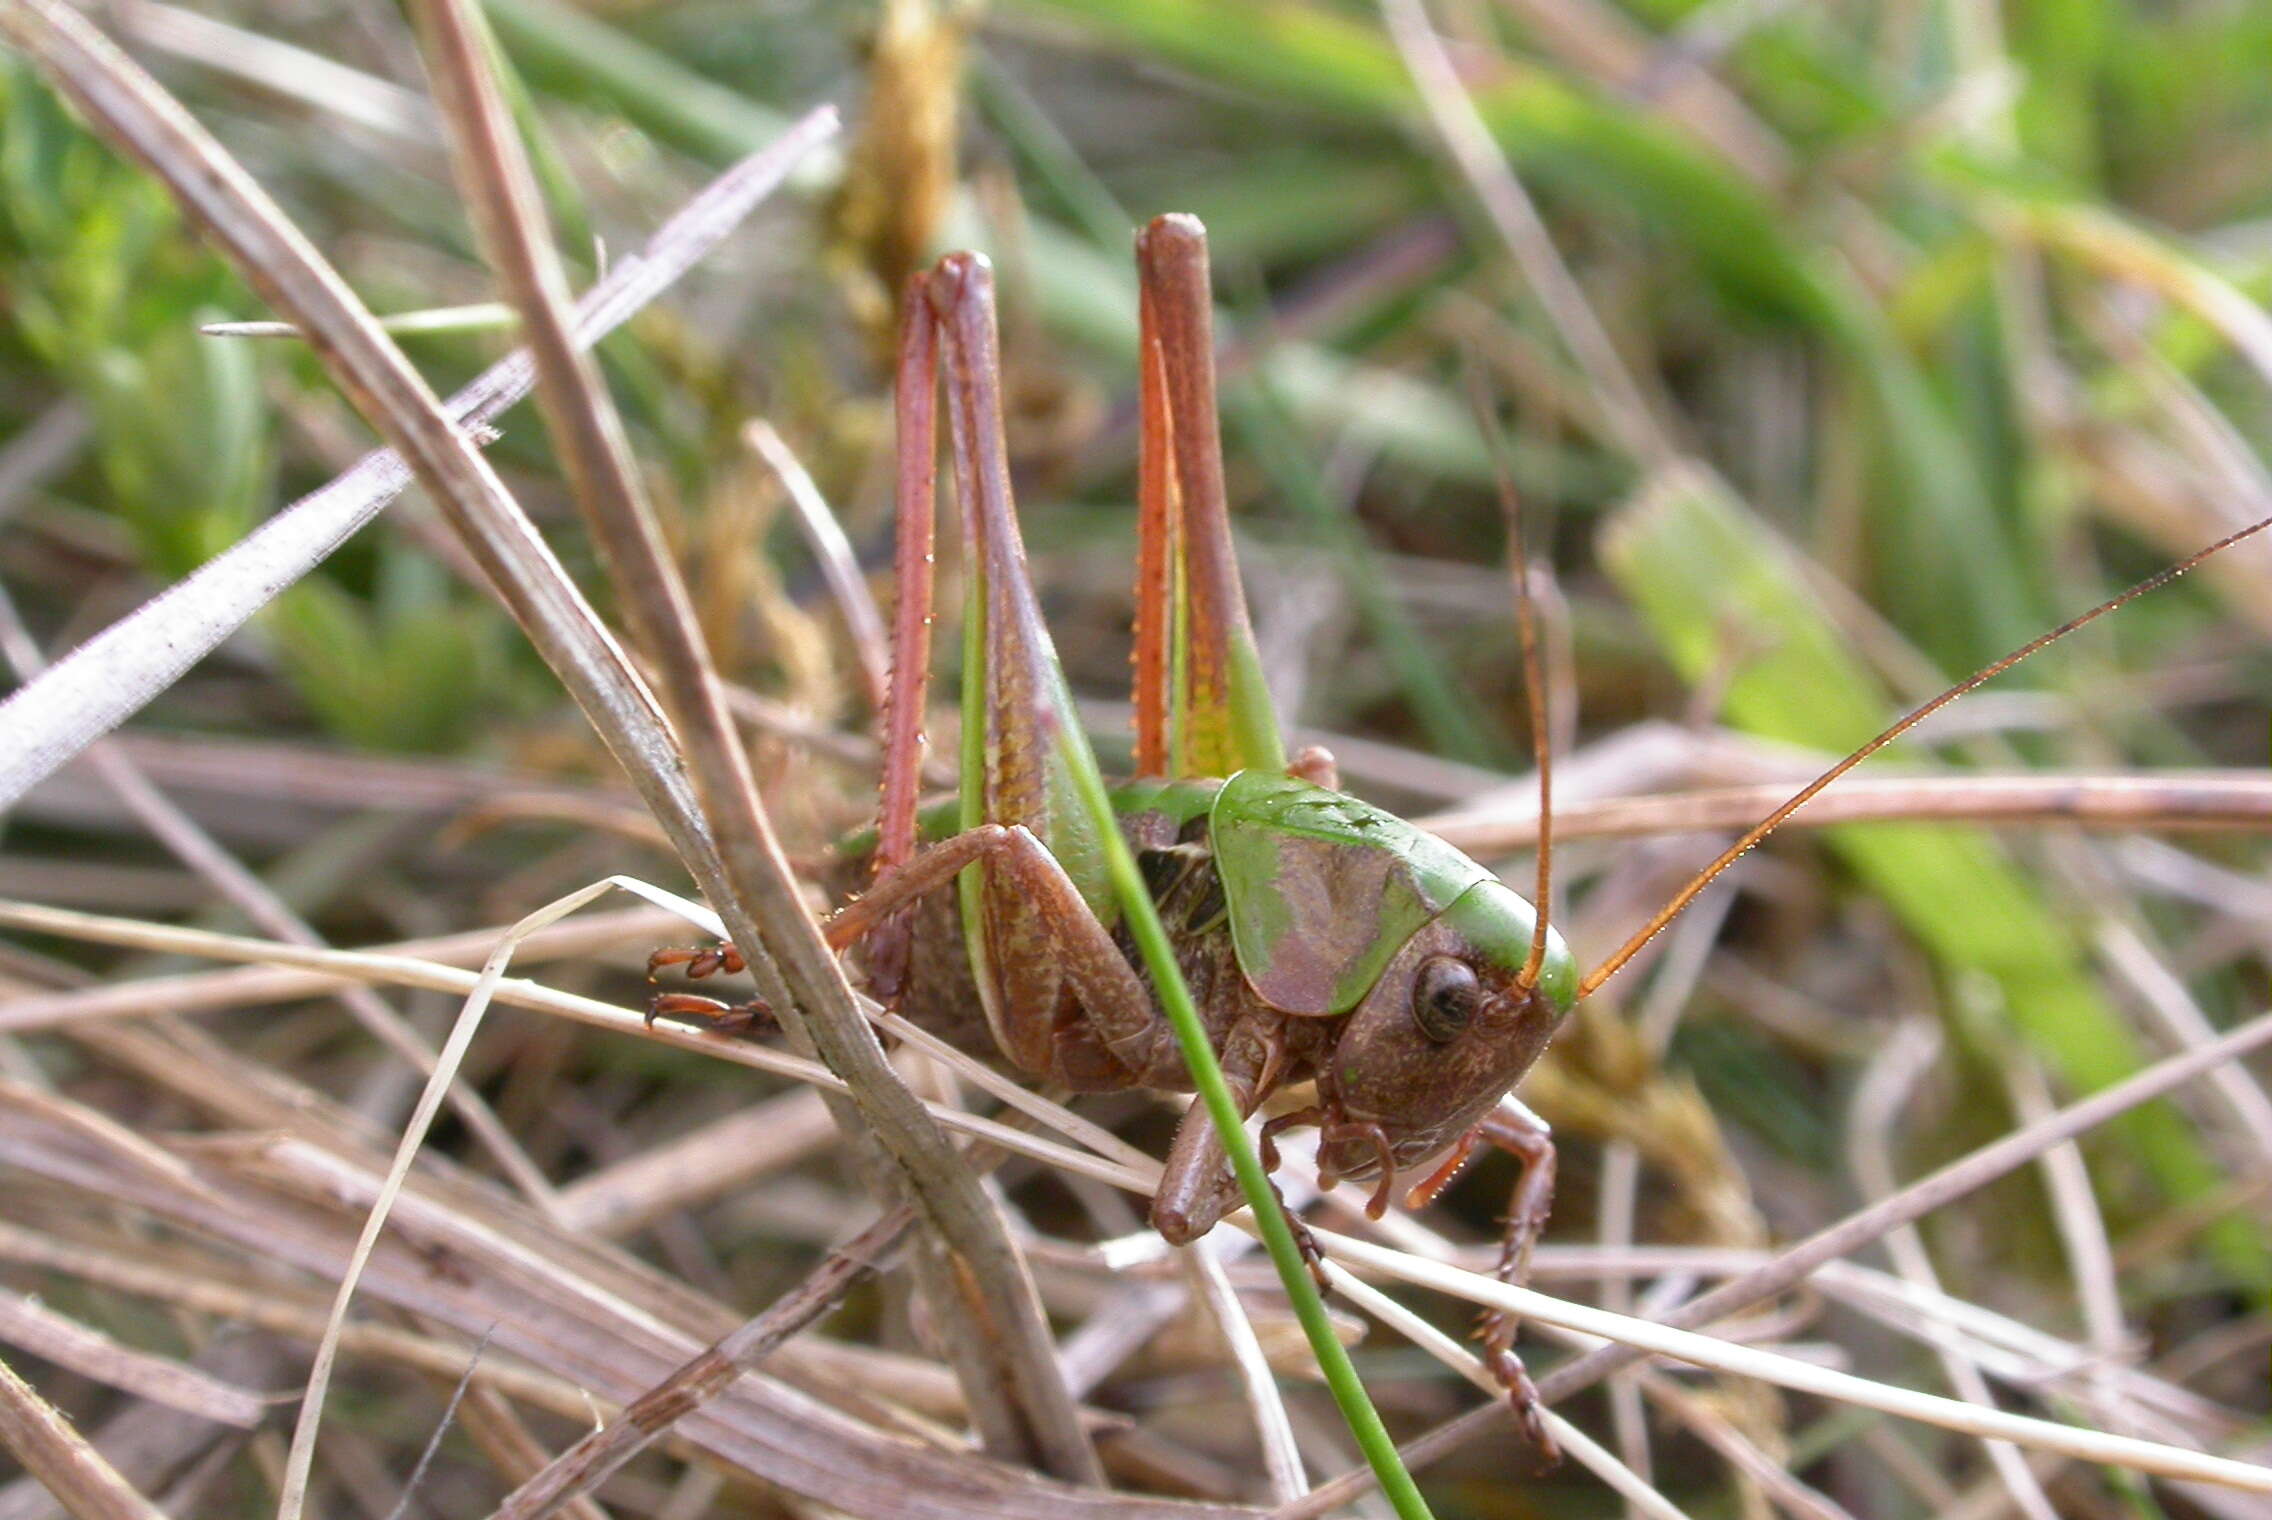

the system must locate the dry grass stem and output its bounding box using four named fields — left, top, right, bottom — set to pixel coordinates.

left=2002, top=1060, right=2133, bottom=1438
left=1313, top=1264, right=1689, bottom=1520
left=1424, top=770, right=2272, bottom=849
left=0, top=1086, right=1243, bottom=1520
left=0, top=1291, right=265, bottom=1430
left=2098, top=918, right=2272, bottom=1165
left=0, top=586, right=556, bottom=1206
left=399, top=0, right=1097, bottom=1479
left=489, top=1207, right=914, bottom=1519
left=1308, top=1227, right=2272, bottom=1494
left=1633, top=1374, right=1854, bottom=1520
left=116, top=0, right=438, bottom=144
left=201, top=304, right=518, bottom=341
left=1181, top=1248, right=1305, bottom=1505
left=0, top=896, right=1158, bottom=1195
left=0, top=1353, right=169, bottom=1520
left=747, top=418, right=891, bottom=712
left=273, top=875, right=649, bottom=1516
left=0, top=905, right=678, bottom=1034
left=1849, top=1021, right=2060, bottom=1520
left=1382, top=0, right=1677, bottom=465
